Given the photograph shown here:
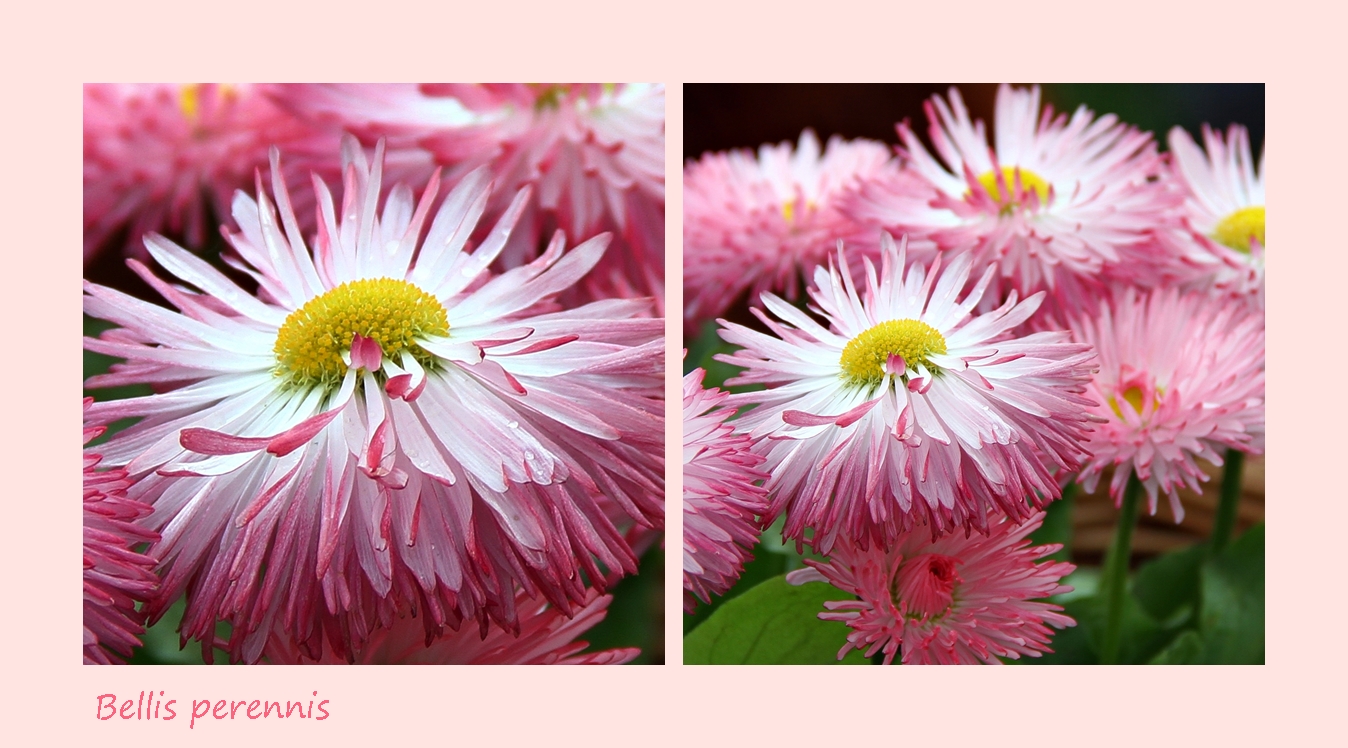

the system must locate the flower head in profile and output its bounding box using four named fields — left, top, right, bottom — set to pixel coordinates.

left=1070, top=287, right=1264, bottom=521
left=84, top=137, right=664, bottom=663
left=847, top=85, right=1175, bottom=312
left=265, top=589, right=637, bottom=665
left=1161, top=124, right=1265, bottom=300
left=683, top=130, right=898, bottom=327
left=83, top=83, right=340, bottom=261
left=719, top=234, right=1097, bottom=551
left=84, top=399, right=159, bottom=665
left=271, top=83, right=665, bottom=299
left=683, top=367, right=770, bottom=613
left=788, top=509, right=1075, bottom=665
